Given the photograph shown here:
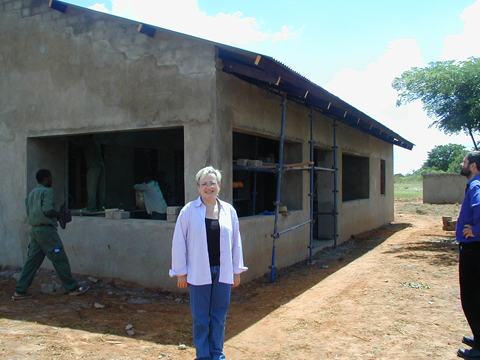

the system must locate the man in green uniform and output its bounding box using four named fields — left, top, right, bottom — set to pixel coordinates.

left=12, top=169, right=89, bottom=300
